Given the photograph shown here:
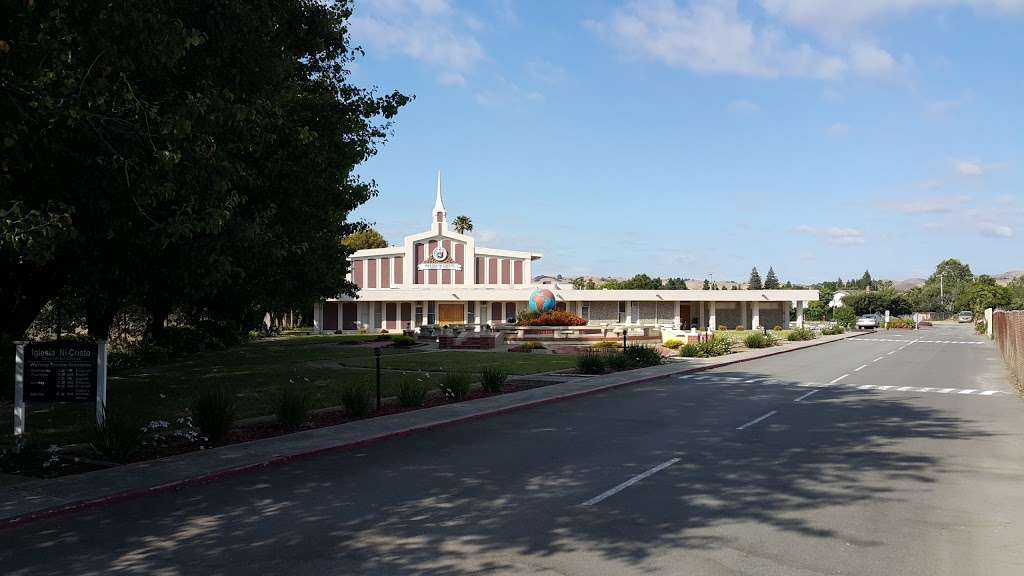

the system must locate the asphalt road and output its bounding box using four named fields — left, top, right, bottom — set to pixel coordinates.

left=3, top=324, right=1023, bottom=575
